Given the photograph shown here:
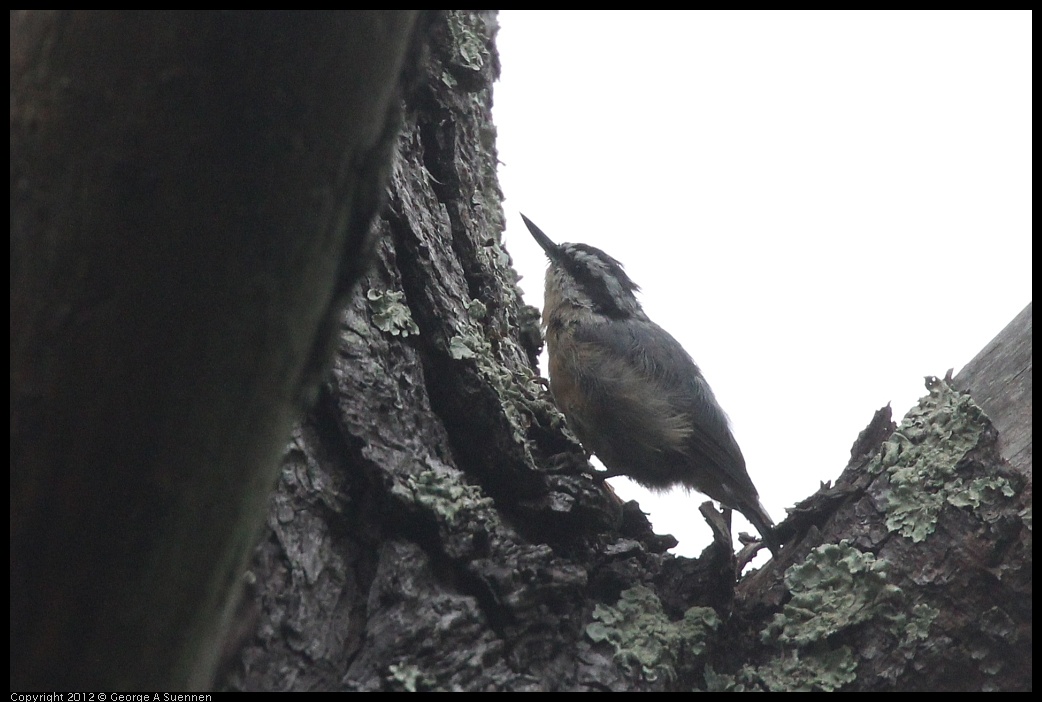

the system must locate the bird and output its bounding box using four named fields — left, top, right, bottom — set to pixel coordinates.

left=521, top=213, right=780, bottom=556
